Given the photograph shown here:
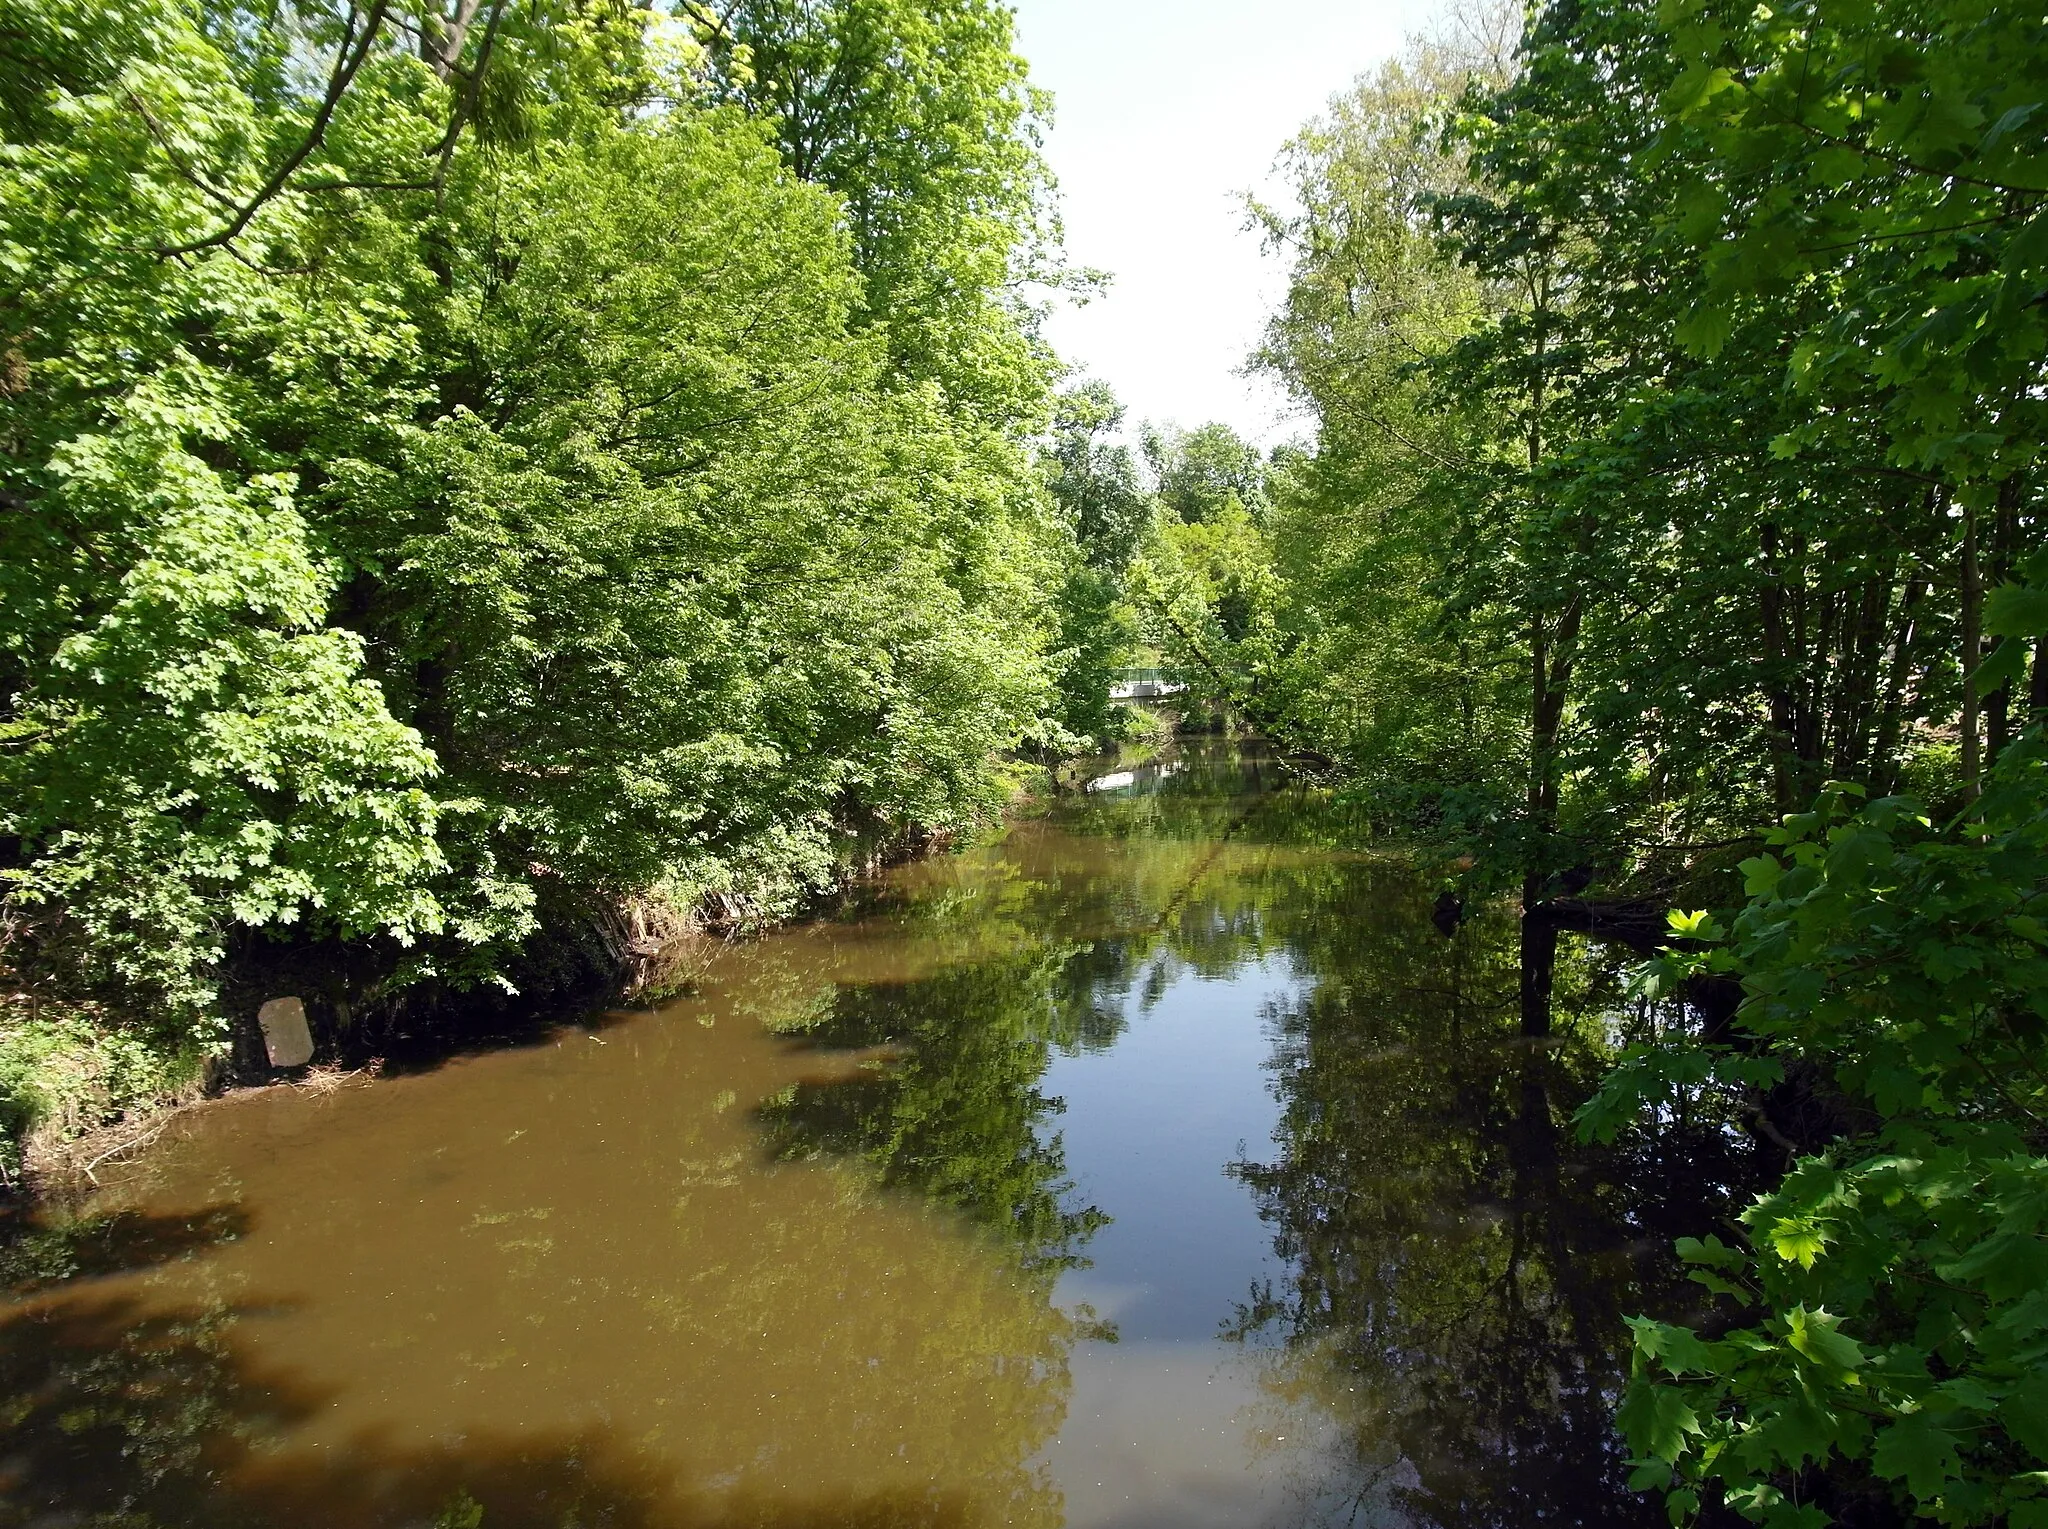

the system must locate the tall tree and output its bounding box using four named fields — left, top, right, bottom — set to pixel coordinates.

left=685, top=0, right=1059, bottom=423
left=0, top=0, right=1070, bottom=1145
